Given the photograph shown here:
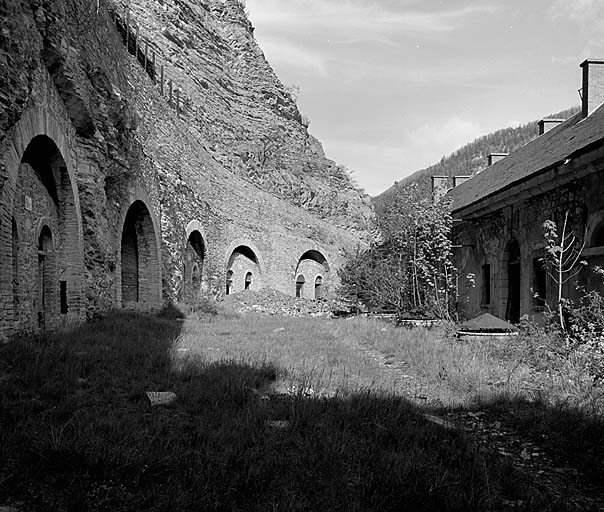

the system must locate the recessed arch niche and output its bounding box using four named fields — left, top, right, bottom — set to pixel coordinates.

left=226, top=244, right=261, bottom=293
left=8, top=134, right=83, bottom=331
left=119, top=200, right=161, bottom=307
left=295, top=250, right=329, bottom=299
